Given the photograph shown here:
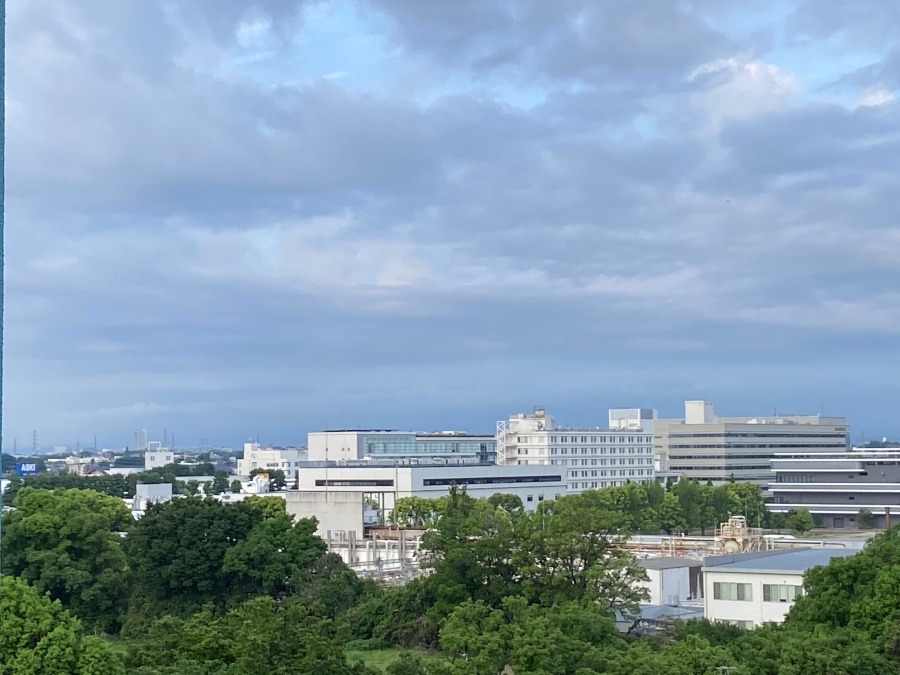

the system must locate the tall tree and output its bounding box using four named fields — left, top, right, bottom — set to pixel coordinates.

left=0, top=576, right=124, bottom=675
left=123, top=497, right=262, bottom=621
left=1, top=487, right=131, bottom=631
